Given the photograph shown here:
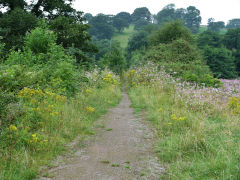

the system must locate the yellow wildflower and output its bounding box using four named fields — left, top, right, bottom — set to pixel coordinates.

left=85, top=89, right=92, bottom=94
left=171, top=114, right=177, bottom=120
left=9, top=125, right=18, bottom=132
left=168, top=123, right=173, bottom=126
left=158, top=108, right=162, bottom=112
left=86, top=106, right=95, bottom=113
left=178, top=117, right=186, bottom=121
left=32, top=134, right=38, bottom=143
